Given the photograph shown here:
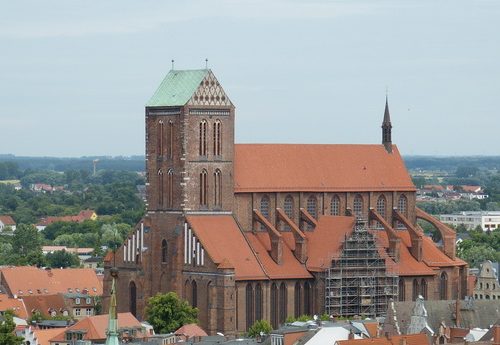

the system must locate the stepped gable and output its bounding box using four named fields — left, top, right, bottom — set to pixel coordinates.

left=185, top=215, right=267, bottom=280
left=234, top=144, right=415, bottom=192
